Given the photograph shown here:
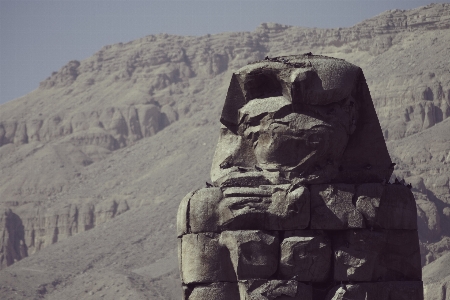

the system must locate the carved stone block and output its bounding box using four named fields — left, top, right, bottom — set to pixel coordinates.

left=183, top=282, right=240, bottom=300
left=378, top=184, right=417, bottom=229
left=310, top=184, right=364, bottom=229
left=220, top=230, right=279, bottom=280
left=280, top=230, right=332, bottom=281
left=180, top=233, right=236, bottom=284
left=219, top=185, right=310, bottom=231
left=333, top=230, right=421, bottom=282
left=217, top=171, right=273, bottom=188
left=325, top=281, right=424, bottom=300
left=189, top=187, right=223, bottom=233
left=177, top=190, right=196, bottom=237
left=355, top=183, right=417, bottom=229
left=238, top=280, right=313, bottom=300
left=185, top=185, right=310, bottom=234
